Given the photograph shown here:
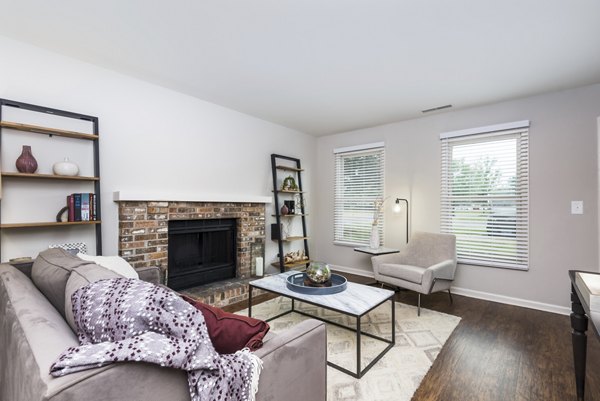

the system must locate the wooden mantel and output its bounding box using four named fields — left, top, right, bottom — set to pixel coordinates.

left=113, top=191, right=272, bottom=204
